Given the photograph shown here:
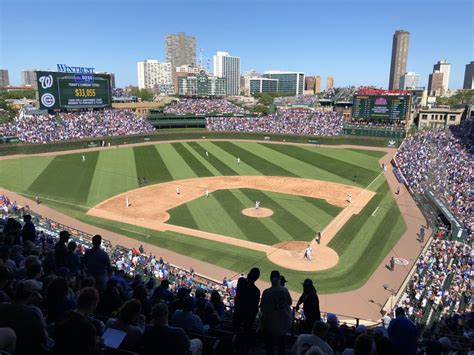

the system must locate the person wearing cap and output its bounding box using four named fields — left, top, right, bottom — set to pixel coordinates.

left=83, top=234, right=112, bottom=292
left=296, top=278, right=321, bottom=334
left=260, top=270, right=293, bottom=355
left=387, top=307, right=418, bottom=355
left=293, top=321, right=334, bottom=355
left=232, top=267, right=261, bottom=353
left=142, top=303, right=202, bottom=355
left=0, top=280, right=49, bottom=355
left=325, top=313, right=346, bottom=353
left=280, top=276, right=287, bottom=287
